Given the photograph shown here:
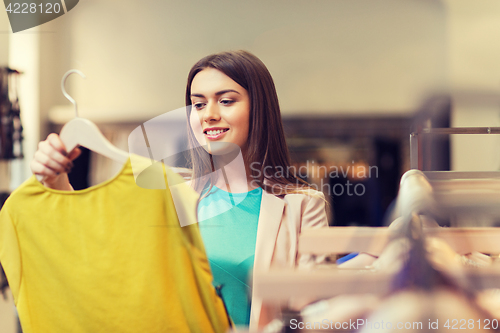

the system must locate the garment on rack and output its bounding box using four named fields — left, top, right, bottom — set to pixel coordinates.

left=288, top=218, right=497, bottom=333
left=359, top=290, right=494, bottom=333
left=363, top=218, right=495, bottom=332
left=300, top=293, right=380, bottom=327
left=0, top=157, right=229, bottom=333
